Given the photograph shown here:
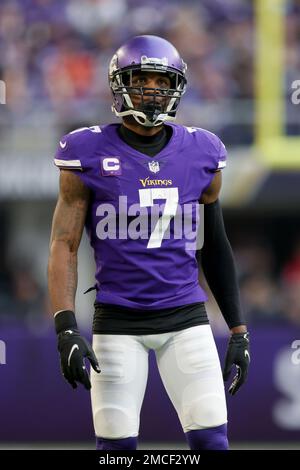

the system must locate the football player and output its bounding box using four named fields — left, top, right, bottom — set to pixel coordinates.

left=48, top=35, right=250, bottom=450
